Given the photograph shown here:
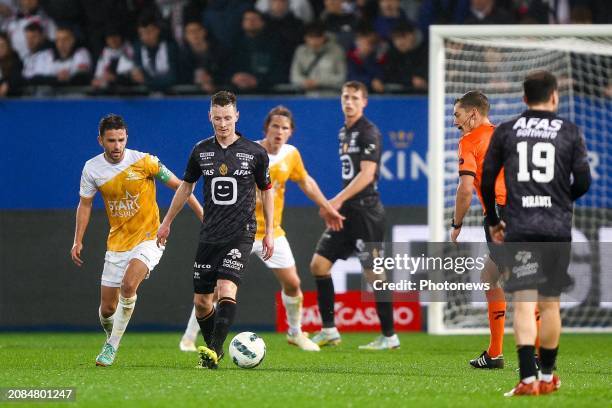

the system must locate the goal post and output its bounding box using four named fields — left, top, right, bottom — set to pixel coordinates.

left=427, top=24, right=612, bottom=334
